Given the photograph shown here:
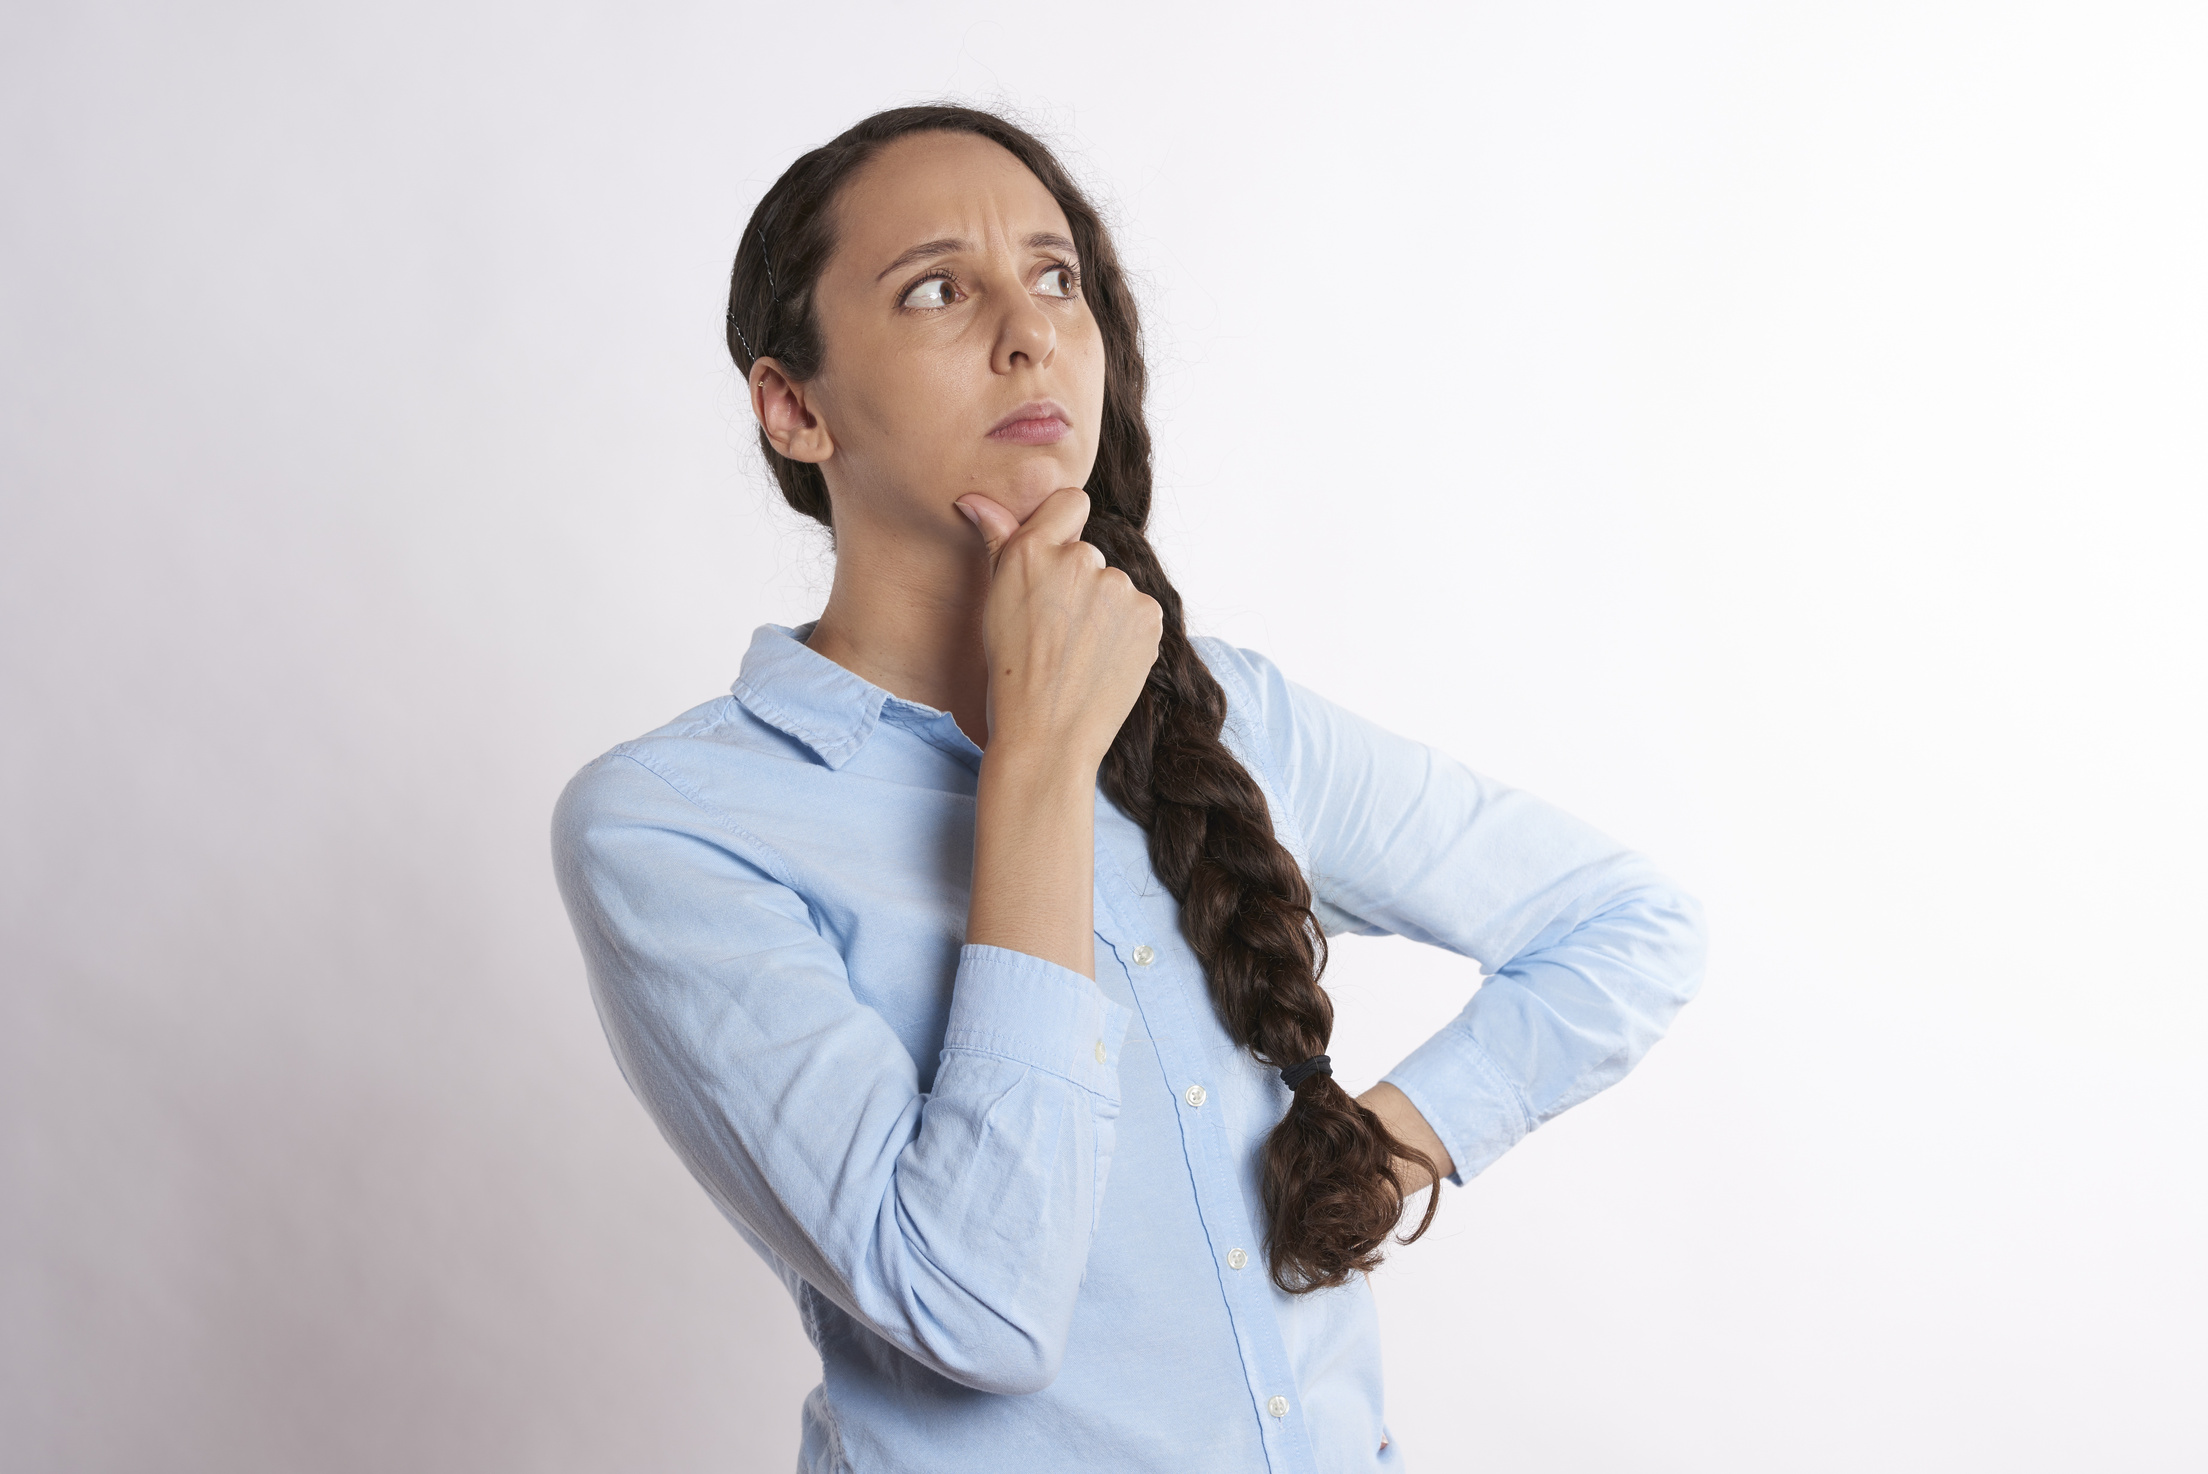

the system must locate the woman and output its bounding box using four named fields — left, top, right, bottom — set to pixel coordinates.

left=552, top=104, right=1705, bottom=1473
